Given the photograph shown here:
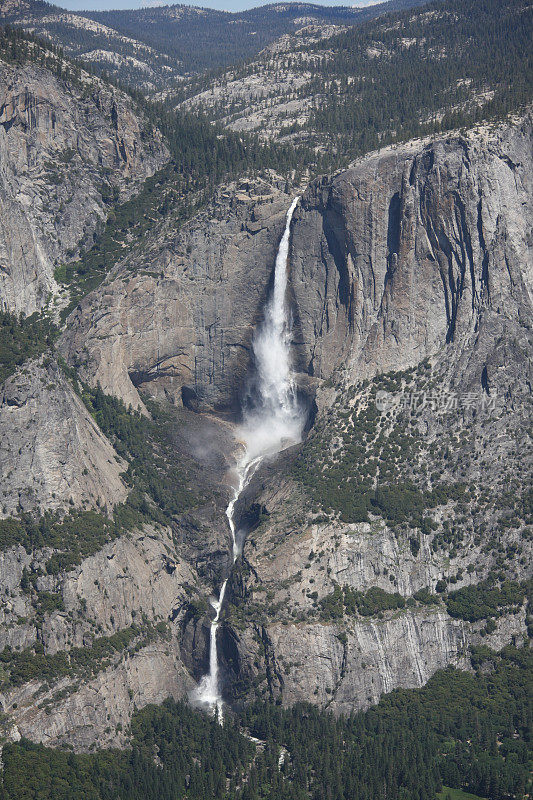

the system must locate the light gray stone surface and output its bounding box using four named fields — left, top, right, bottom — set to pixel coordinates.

left=0, top=59, right=168, bottom=314
left=0, top=358, right=127, bottom=517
